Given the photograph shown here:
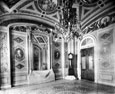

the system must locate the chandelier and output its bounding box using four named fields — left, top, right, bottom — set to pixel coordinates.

left=55, top=0, right=83, bottom=41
